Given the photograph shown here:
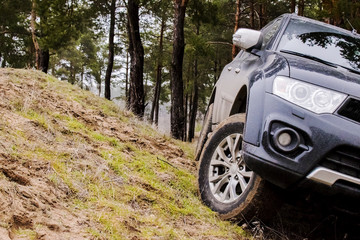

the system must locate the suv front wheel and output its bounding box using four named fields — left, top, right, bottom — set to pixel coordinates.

left=198, top=114, right=281, bottom=222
